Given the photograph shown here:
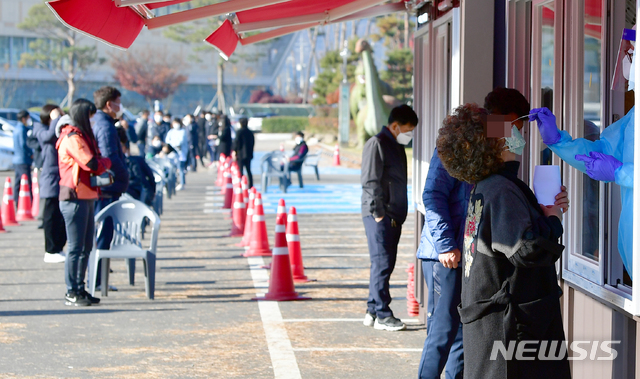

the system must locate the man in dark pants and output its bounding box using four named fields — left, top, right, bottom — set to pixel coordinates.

left=232, top=117, right=255, bottom=188
left=12, top=110, right=33, bottom=206
left=361, top=105, right=418, bottom=331
left=93, top=86, right=130, bottom=289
